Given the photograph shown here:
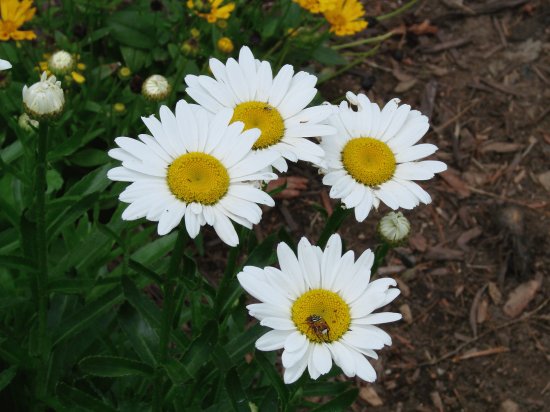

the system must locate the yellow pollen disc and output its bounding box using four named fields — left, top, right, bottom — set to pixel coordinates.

left=167, top=152, right=229, bottom=205
left=341, top=137, right=396, bottom=187
left=231, top=101, right=285, bottom=150
left=291, top=289, right=351, bottom=343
